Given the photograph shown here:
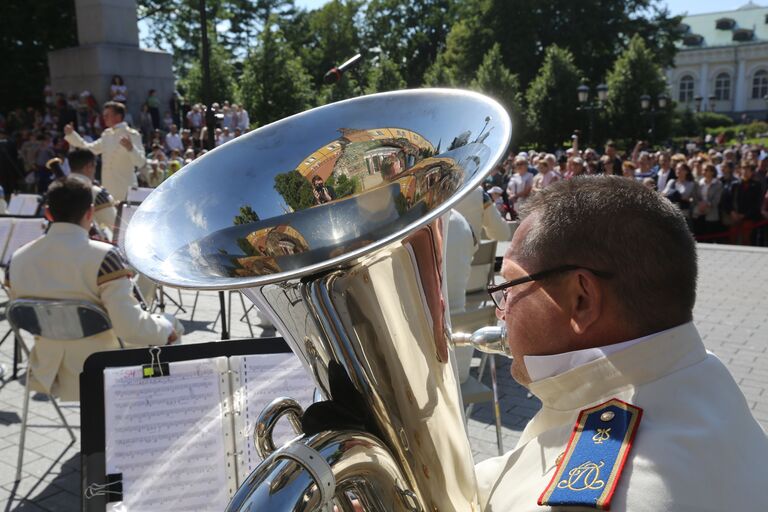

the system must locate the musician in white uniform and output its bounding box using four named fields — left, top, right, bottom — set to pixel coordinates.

left=63, top=149, right=117, bottom=233
left=6, top=175, right=181, bottom=401
left=476, top=176, right=768, bottom=511
left=64, top=101, right=145, bottom=201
